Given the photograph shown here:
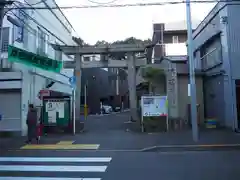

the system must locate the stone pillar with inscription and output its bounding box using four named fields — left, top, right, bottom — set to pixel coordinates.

left=167, top=62, right=179, bottom=119
left=74, top=54, right=83, bottom=130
